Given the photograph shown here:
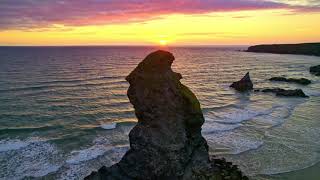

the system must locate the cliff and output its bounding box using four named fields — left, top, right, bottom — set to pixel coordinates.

left=247, top=43, right=320, bottom=56
left=85, top=50, right=247, bottom=180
